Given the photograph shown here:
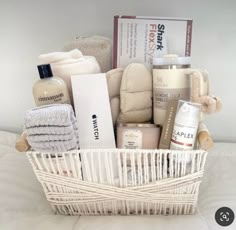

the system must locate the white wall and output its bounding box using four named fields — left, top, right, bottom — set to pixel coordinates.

left=0, top=0, right=235, bottom=141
